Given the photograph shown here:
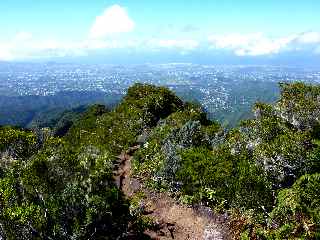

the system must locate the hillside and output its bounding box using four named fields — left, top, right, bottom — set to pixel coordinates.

left=0, top=91, right=122, bottom=127
left=0, top=82, right=319, bottom=239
